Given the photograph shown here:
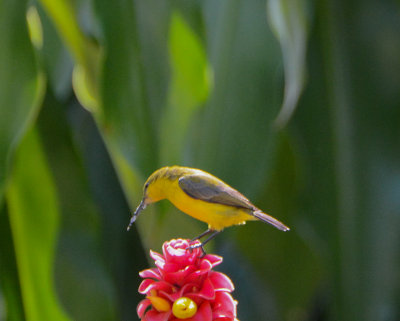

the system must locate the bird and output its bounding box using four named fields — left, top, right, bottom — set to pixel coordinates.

left=127, top=166, right=289, bottom=251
